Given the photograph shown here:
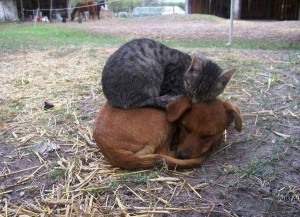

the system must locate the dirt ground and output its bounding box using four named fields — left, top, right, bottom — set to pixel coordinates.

left=59, top=15, right=300, bottom=41
left=1, top=16, right=300, bottom=216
